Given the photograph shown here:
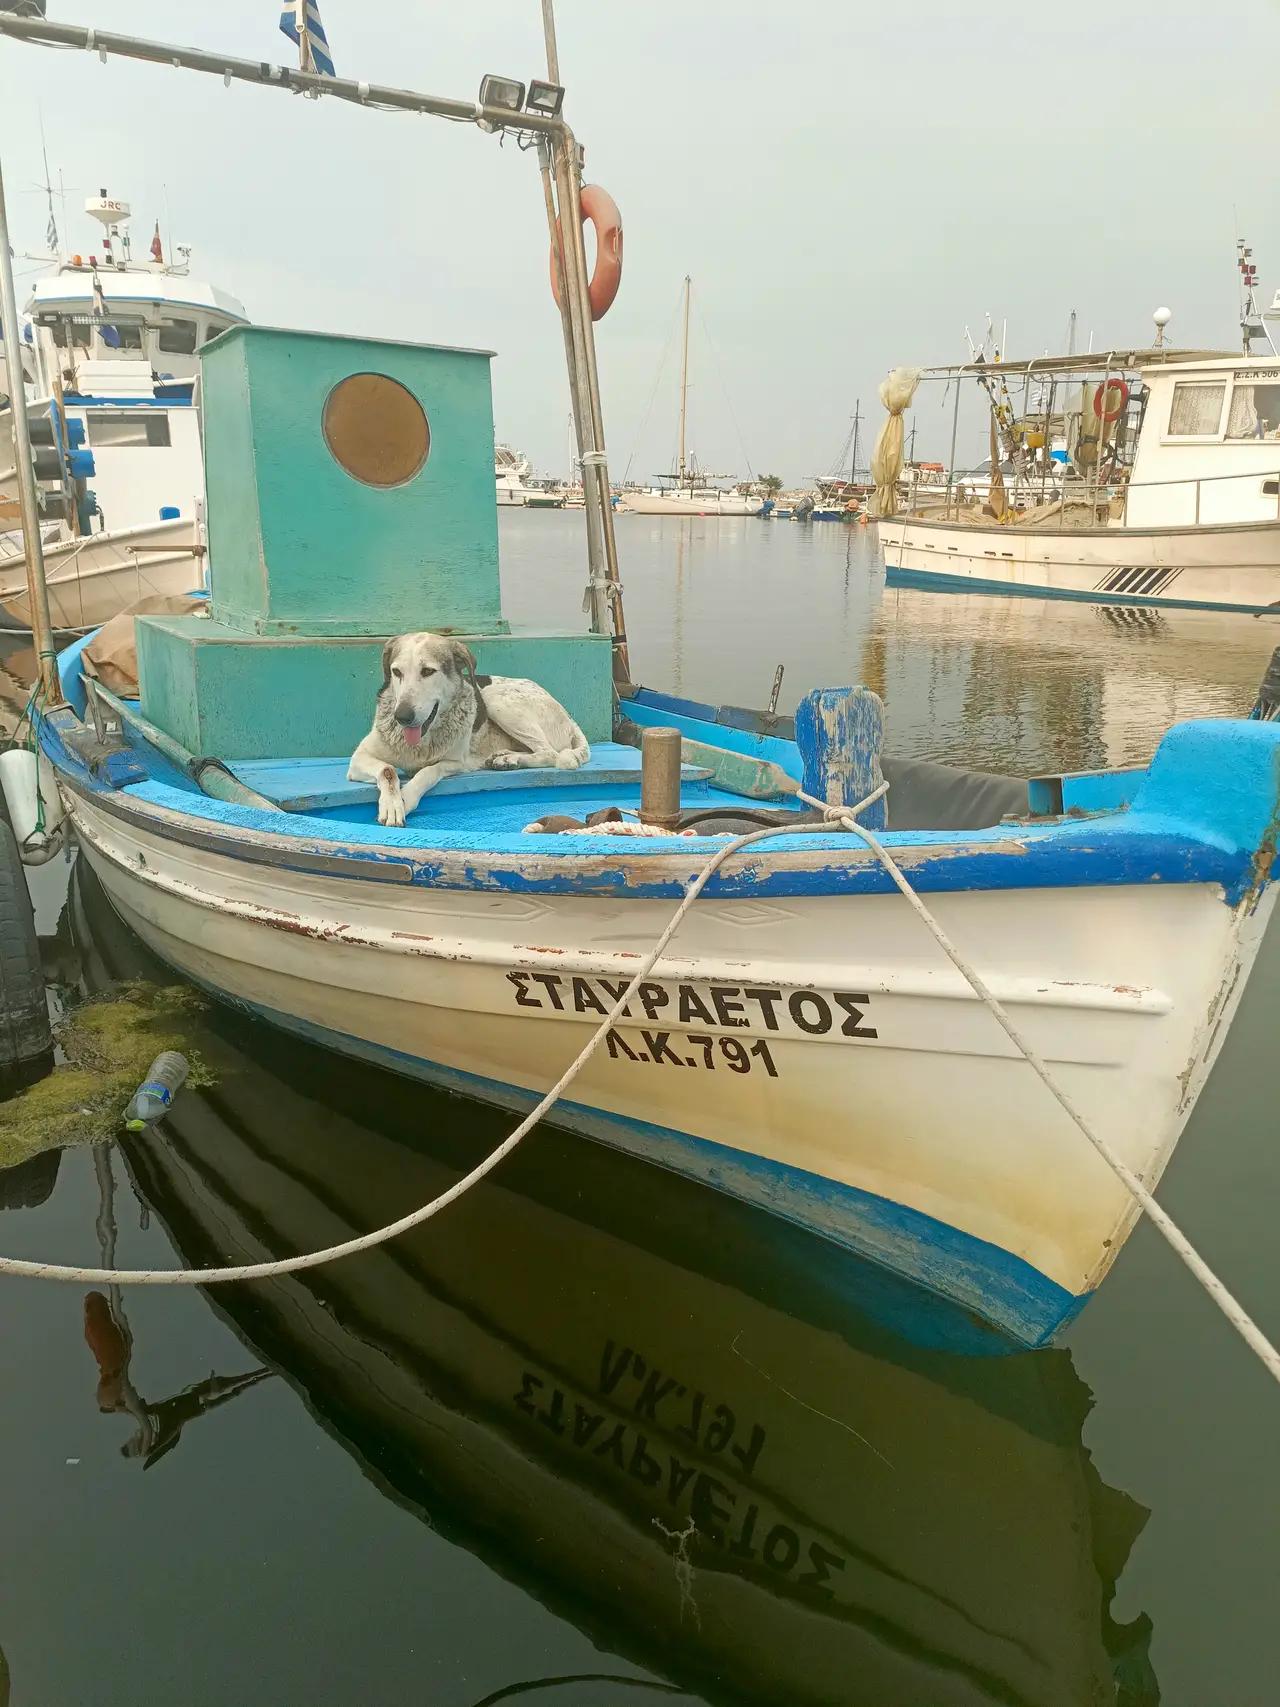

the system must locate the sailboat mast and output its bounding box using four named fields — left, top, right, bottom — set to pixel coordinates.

left=678, top=275, right=690, bottom=485
left=850, top=399, right=861, bottom=484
